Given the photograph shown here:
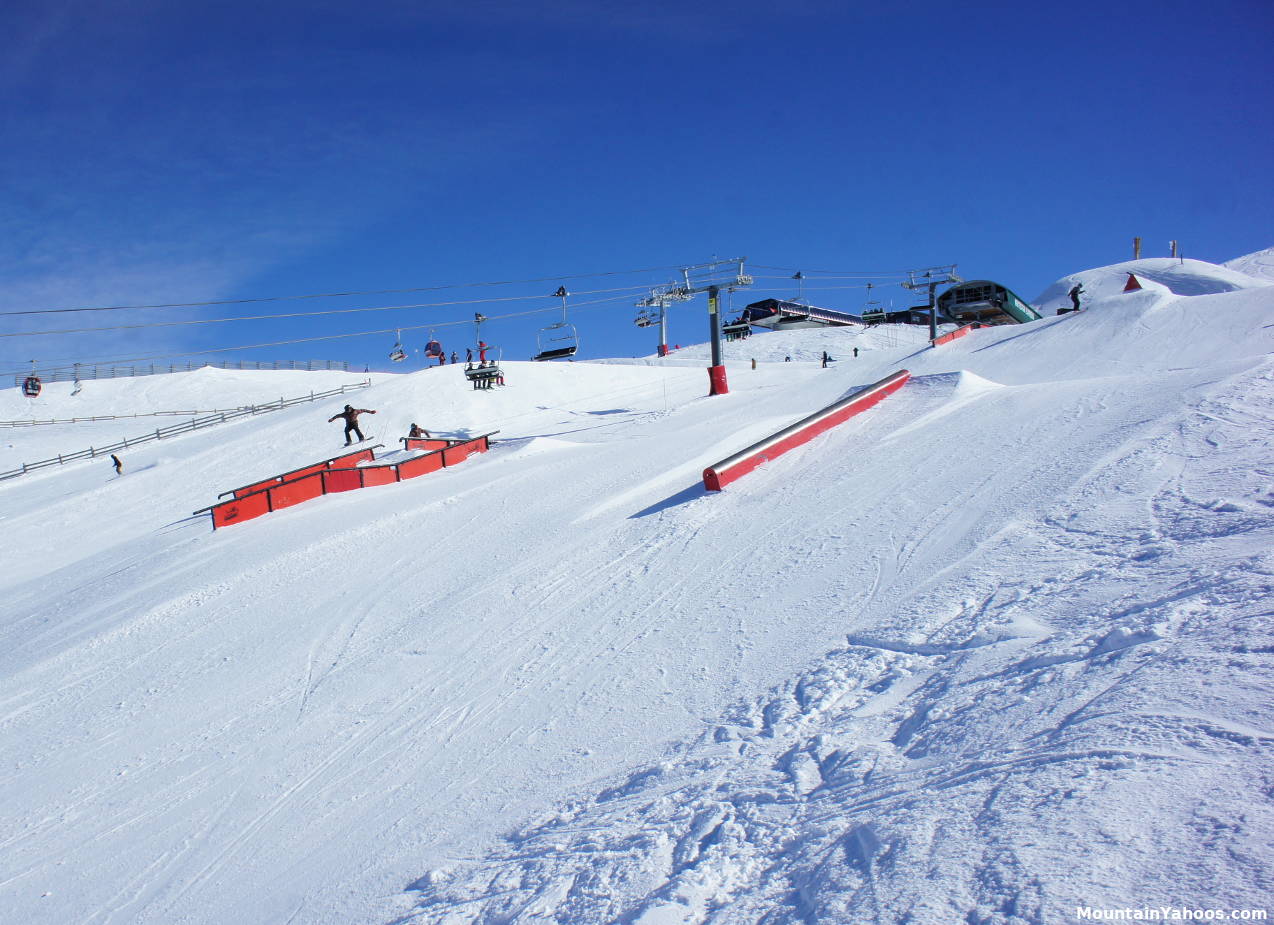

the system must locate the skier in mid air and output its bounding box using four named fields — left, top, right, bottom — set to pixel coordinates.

left=328, top=404, right=377, bottom=445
